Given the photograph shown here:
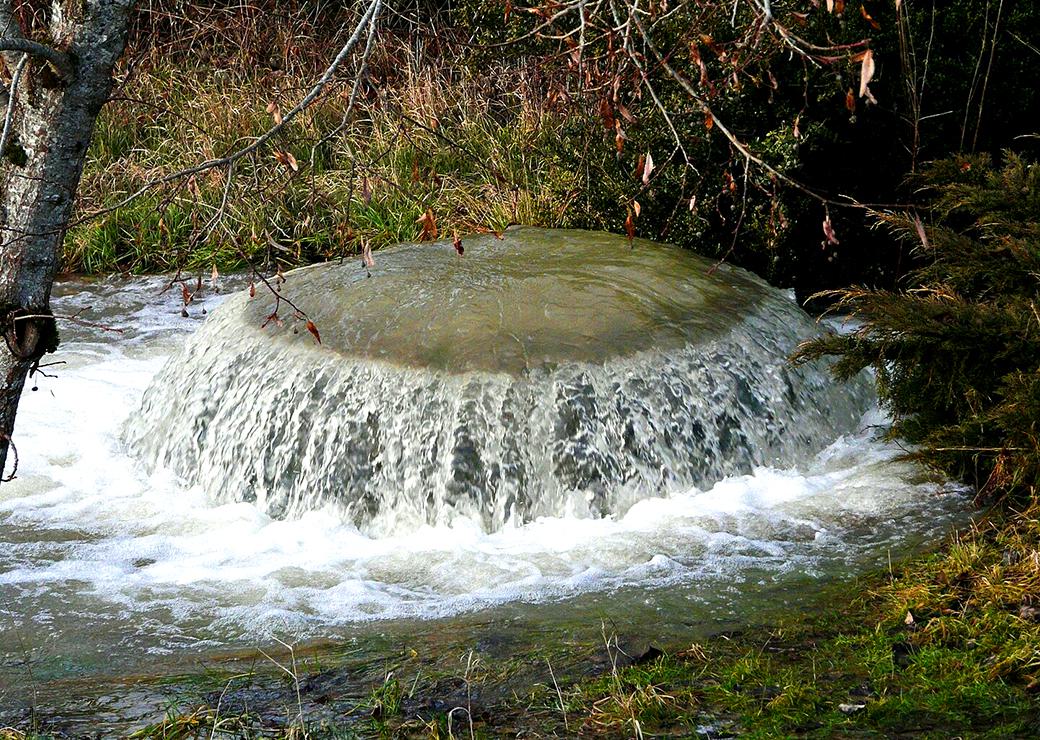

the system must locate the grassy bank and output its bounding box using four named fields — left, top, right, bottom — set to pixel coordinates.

left=549, top=506, right=1040, bottom=738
